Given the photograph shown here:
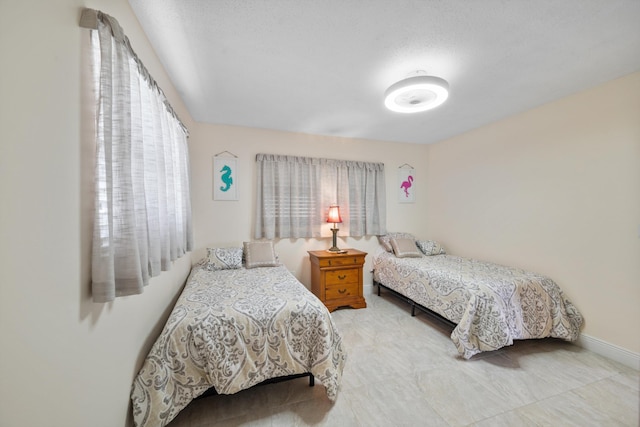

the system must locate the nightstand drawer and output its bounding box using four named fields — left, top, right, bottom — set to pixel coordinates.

left=325, top=268, right=359, bottom=285
left=317, top=256, right=363, bottom=268
left=325, top=282, right=359, bottom=300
